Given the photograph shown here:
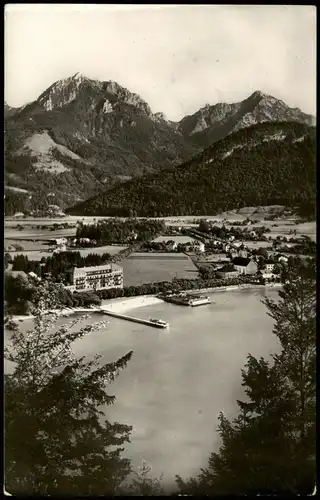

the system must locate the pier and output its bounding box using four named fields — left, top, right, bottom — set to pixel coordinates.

left=99, top=307, right=168, bottom=329
left=160, top=292, right=212, bottom=307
